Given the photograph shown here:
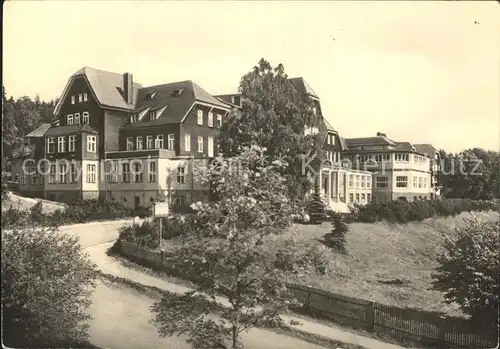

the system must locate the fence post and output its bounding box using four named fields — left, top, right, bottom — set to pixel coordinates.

left=366, top=301, right=375, bottom=333
left=305, top=287, right=311, bottom=310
